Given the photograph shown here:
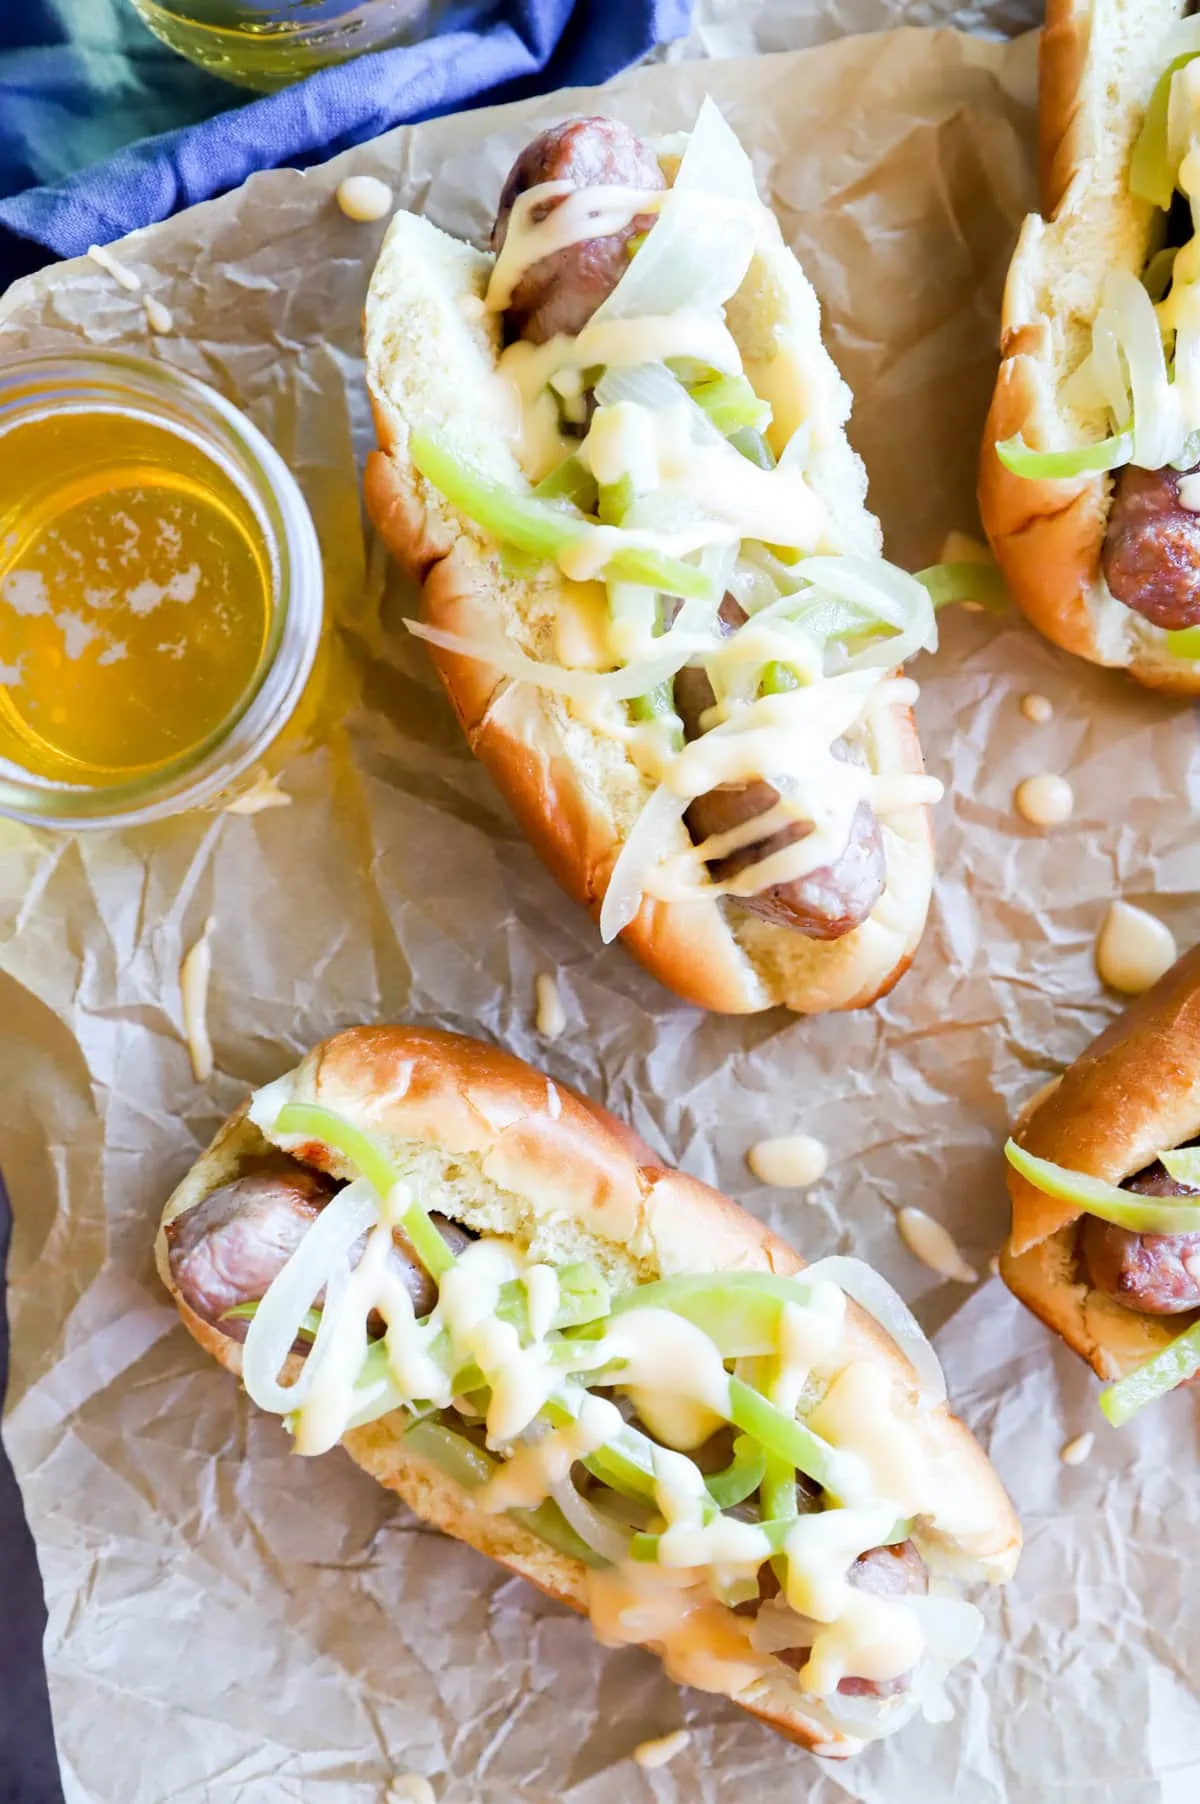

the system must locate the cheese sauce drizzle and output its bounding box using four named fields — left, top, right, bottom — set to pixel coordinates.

left=486, top=182, right=668, bottom=314
left=427, top=103, right=940, bottom=937
left=234, top=1087, right=996, bottom=1736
